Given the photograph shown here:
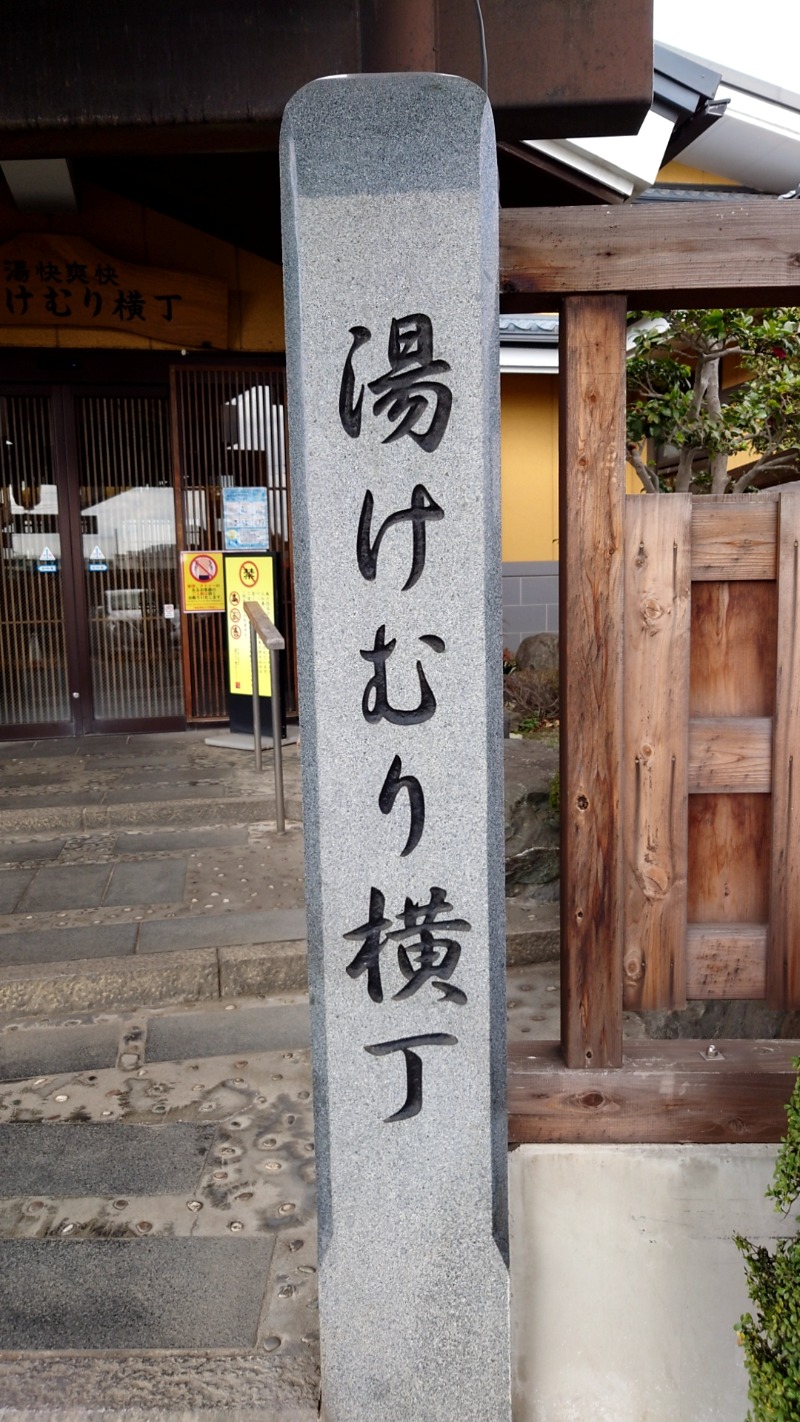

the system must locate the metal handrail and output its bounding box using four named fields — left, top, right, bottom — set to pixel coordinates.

left=243, top=600, right=286, bottom=833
